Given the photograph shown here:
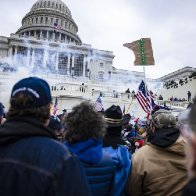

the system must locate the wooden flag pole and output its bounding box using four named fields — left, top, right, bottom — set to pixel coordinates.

left=126, top=98, right=133, bottom=114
